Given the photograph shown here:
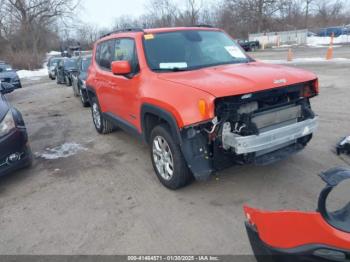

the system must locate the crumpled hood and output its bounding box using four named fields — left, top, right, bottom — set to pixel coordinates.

left=0, top=95, right=9, bottom=121
left=158, top=62, right=317, bottom=98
